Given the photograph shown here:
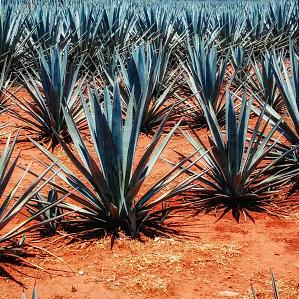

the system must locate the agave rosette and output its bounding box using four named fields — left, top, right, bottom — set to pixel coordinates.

left=11, top=46, right=86, bottom=146
left=184, top=37, right=227, bottom=128
left=31, top=79, right=199, bottom=238
left=177, top=91, right=292, bottom=221
left=103, top=42, right=180, bottom=133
